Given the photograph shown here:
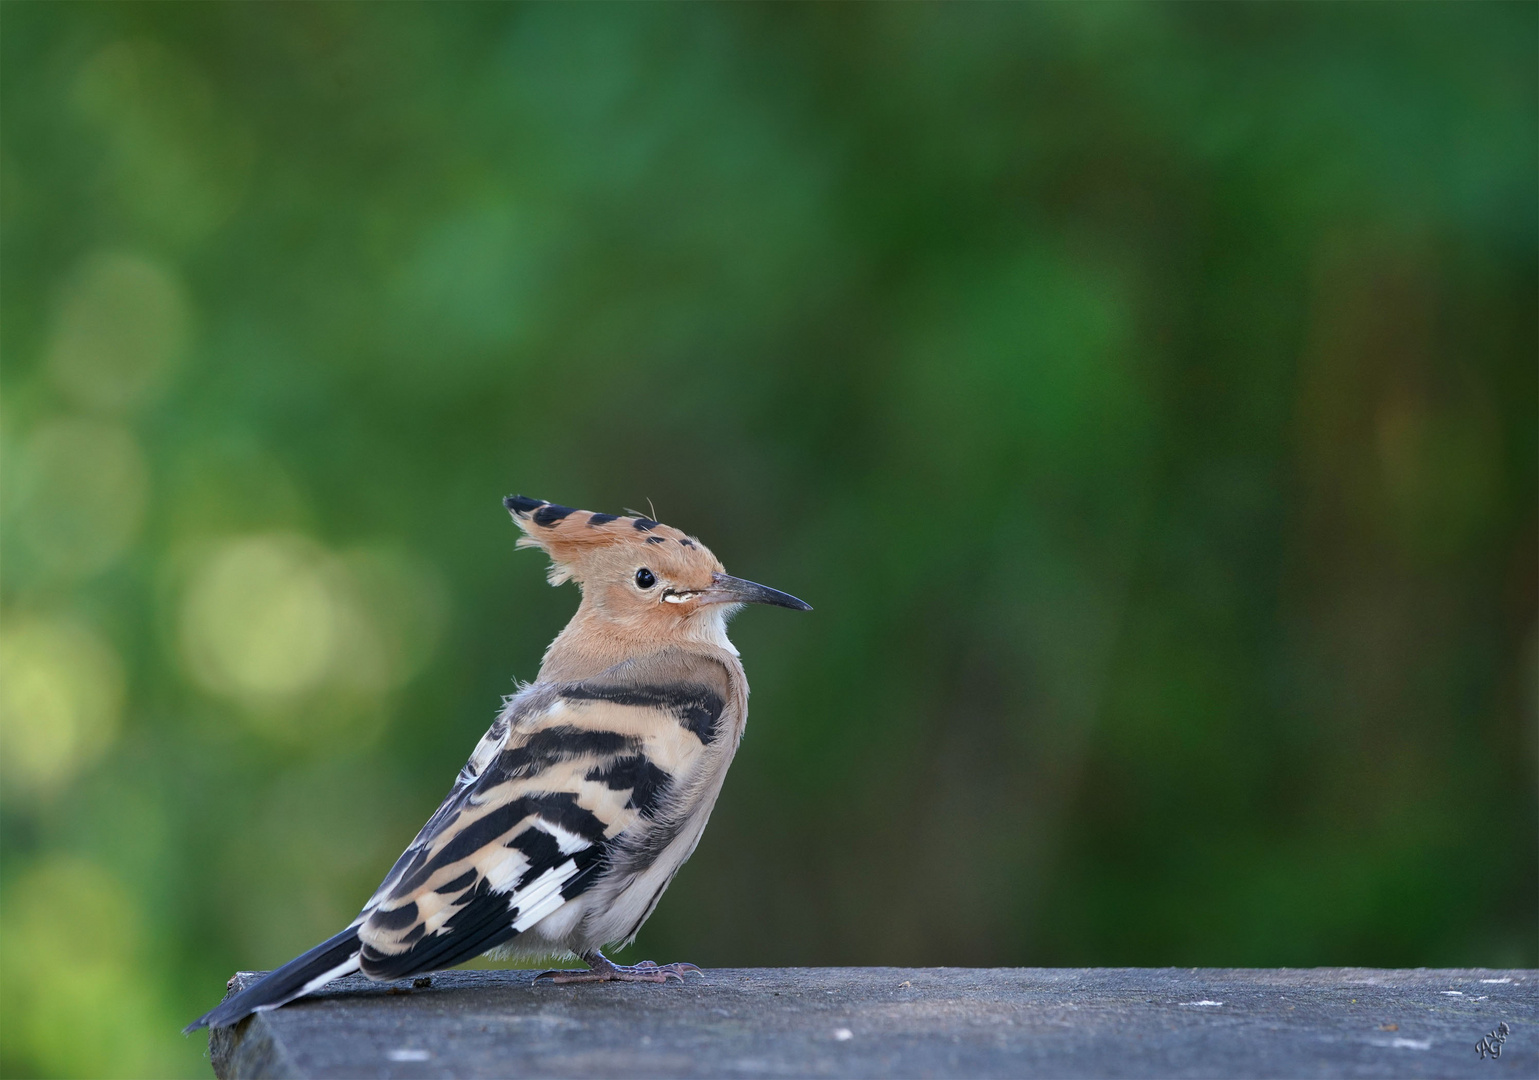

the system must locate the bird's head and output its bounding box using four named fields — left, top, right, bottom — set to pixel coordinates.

left=505, top=495, right=810, bottom=640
